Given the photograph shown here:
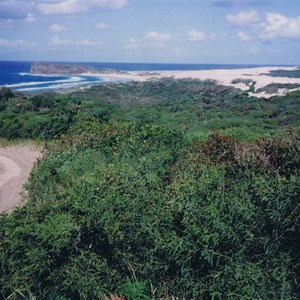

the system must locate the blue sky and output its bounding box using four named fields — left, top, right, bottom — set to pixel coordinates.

left=0, top=0, right=300, bottom=64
